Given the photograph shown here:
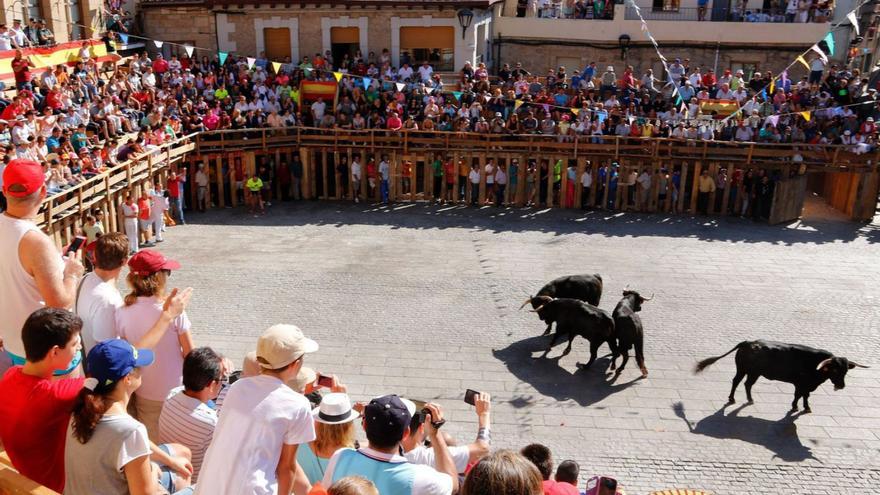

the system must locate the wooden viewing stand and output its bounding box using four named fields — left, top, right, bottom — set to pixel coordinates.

left=38, top=127, right=879, bottom=250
